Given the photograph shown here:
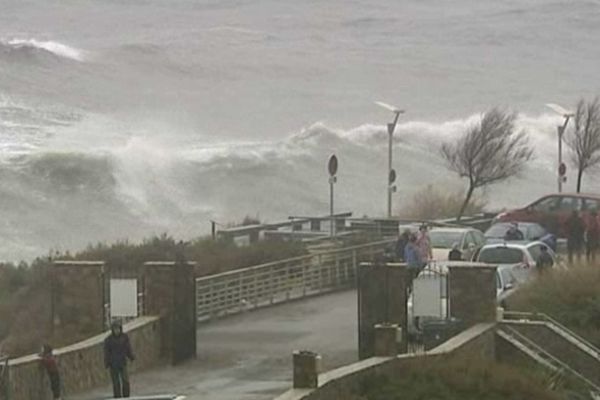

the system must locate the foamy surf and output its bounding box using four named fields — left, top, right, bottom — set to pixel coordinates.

left=1, top=38, right=85, bottom=61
